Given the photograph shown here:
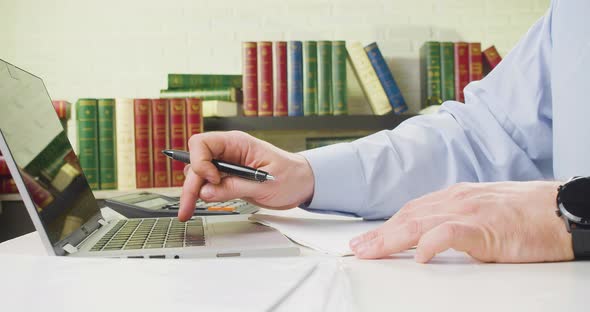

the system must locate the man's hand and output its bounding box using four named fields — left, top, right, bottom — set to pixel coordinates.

left=350, top=181, right=574, bottom=263
left=179, top=131, right=315, bottom=221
